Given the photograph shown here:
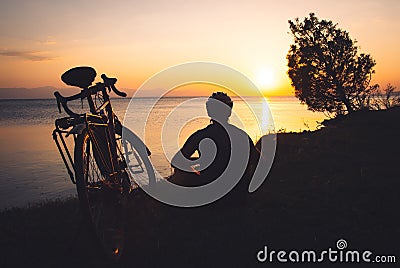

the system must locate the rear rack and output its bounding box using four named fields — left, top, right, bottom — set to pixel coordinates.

left=52, top=127, right=76, bottom=184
